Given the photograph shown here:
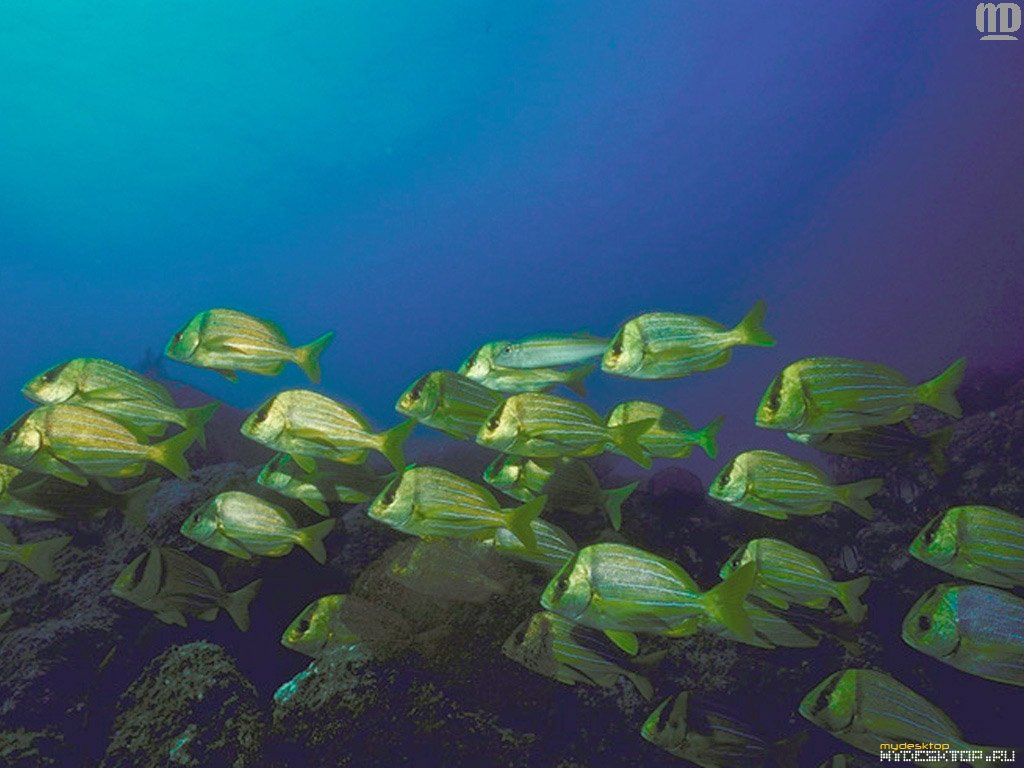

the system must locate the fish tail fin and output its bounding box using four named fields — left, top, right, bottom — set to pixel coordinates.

left=925, top=426, right=954, bottom=474
left=603, top=481, right=638, bottom=531
left=701, top=561, right=756, bottom=640
left=224, top=578, right=262, bottom=631
left=695, top=415, right=725, bottom=459
left=149, top=428, right=198, bottom=480
left=624, top=671, right=654, bottom=701
left=294, top=331, right=336, bottom=384
left=379, top=419, right=415, bottom=470
left=297, top=519, right=336, bottom=564
left=506, top=494, right=546, bottom=551
left=770, top=731, right=809, bottom=768
left=915, top=357, right=966, bottom=417
left=835, top=478, right=882, bottom=520
left=609, top=418, right=655, bottom=468
left=836, top=575, right=871, bottom=623
left=19, top=535, right=72, bottom=582
left=122, top=478, right=161, bottom=528
left=184, top=402, right=220, bottom=449
left=563, top=363, right=595, bottom=397
left=733, top=299, right=776, bottom=347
